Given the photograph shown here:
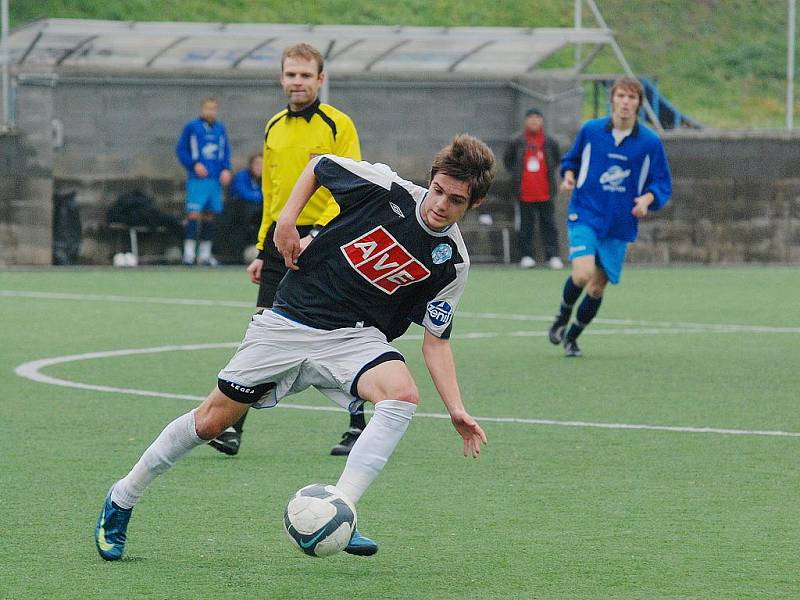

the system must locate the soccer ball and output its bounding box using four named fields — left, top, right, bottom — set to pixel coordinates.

left=283, top=484, right=357, bottom=557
